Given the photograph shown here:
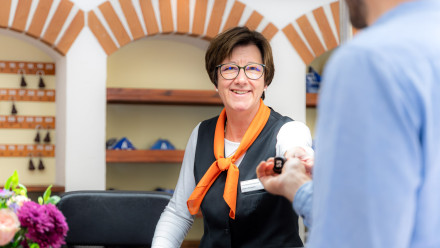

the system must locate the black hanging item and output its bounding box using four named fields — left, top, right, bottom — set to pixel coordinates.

left=43, top=129, right=51, bottom=143
left=28, top=157, right=35, bottom=171
left=38, top=74, right=45, bottom=89
left=34, top=132, right=40, bottom=143
left=20, top=72, right=27, bottom=88
left=11, top=101, right=18, bottom=115
left=38, top=157, right=45, bottom=170
left=34, top=126, right=41, bottom=143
